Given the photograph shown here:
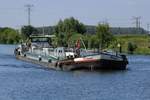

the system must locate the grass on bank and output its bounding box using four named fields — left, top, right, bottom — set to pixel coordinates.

left=115, top=34, right=150, bottom=54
